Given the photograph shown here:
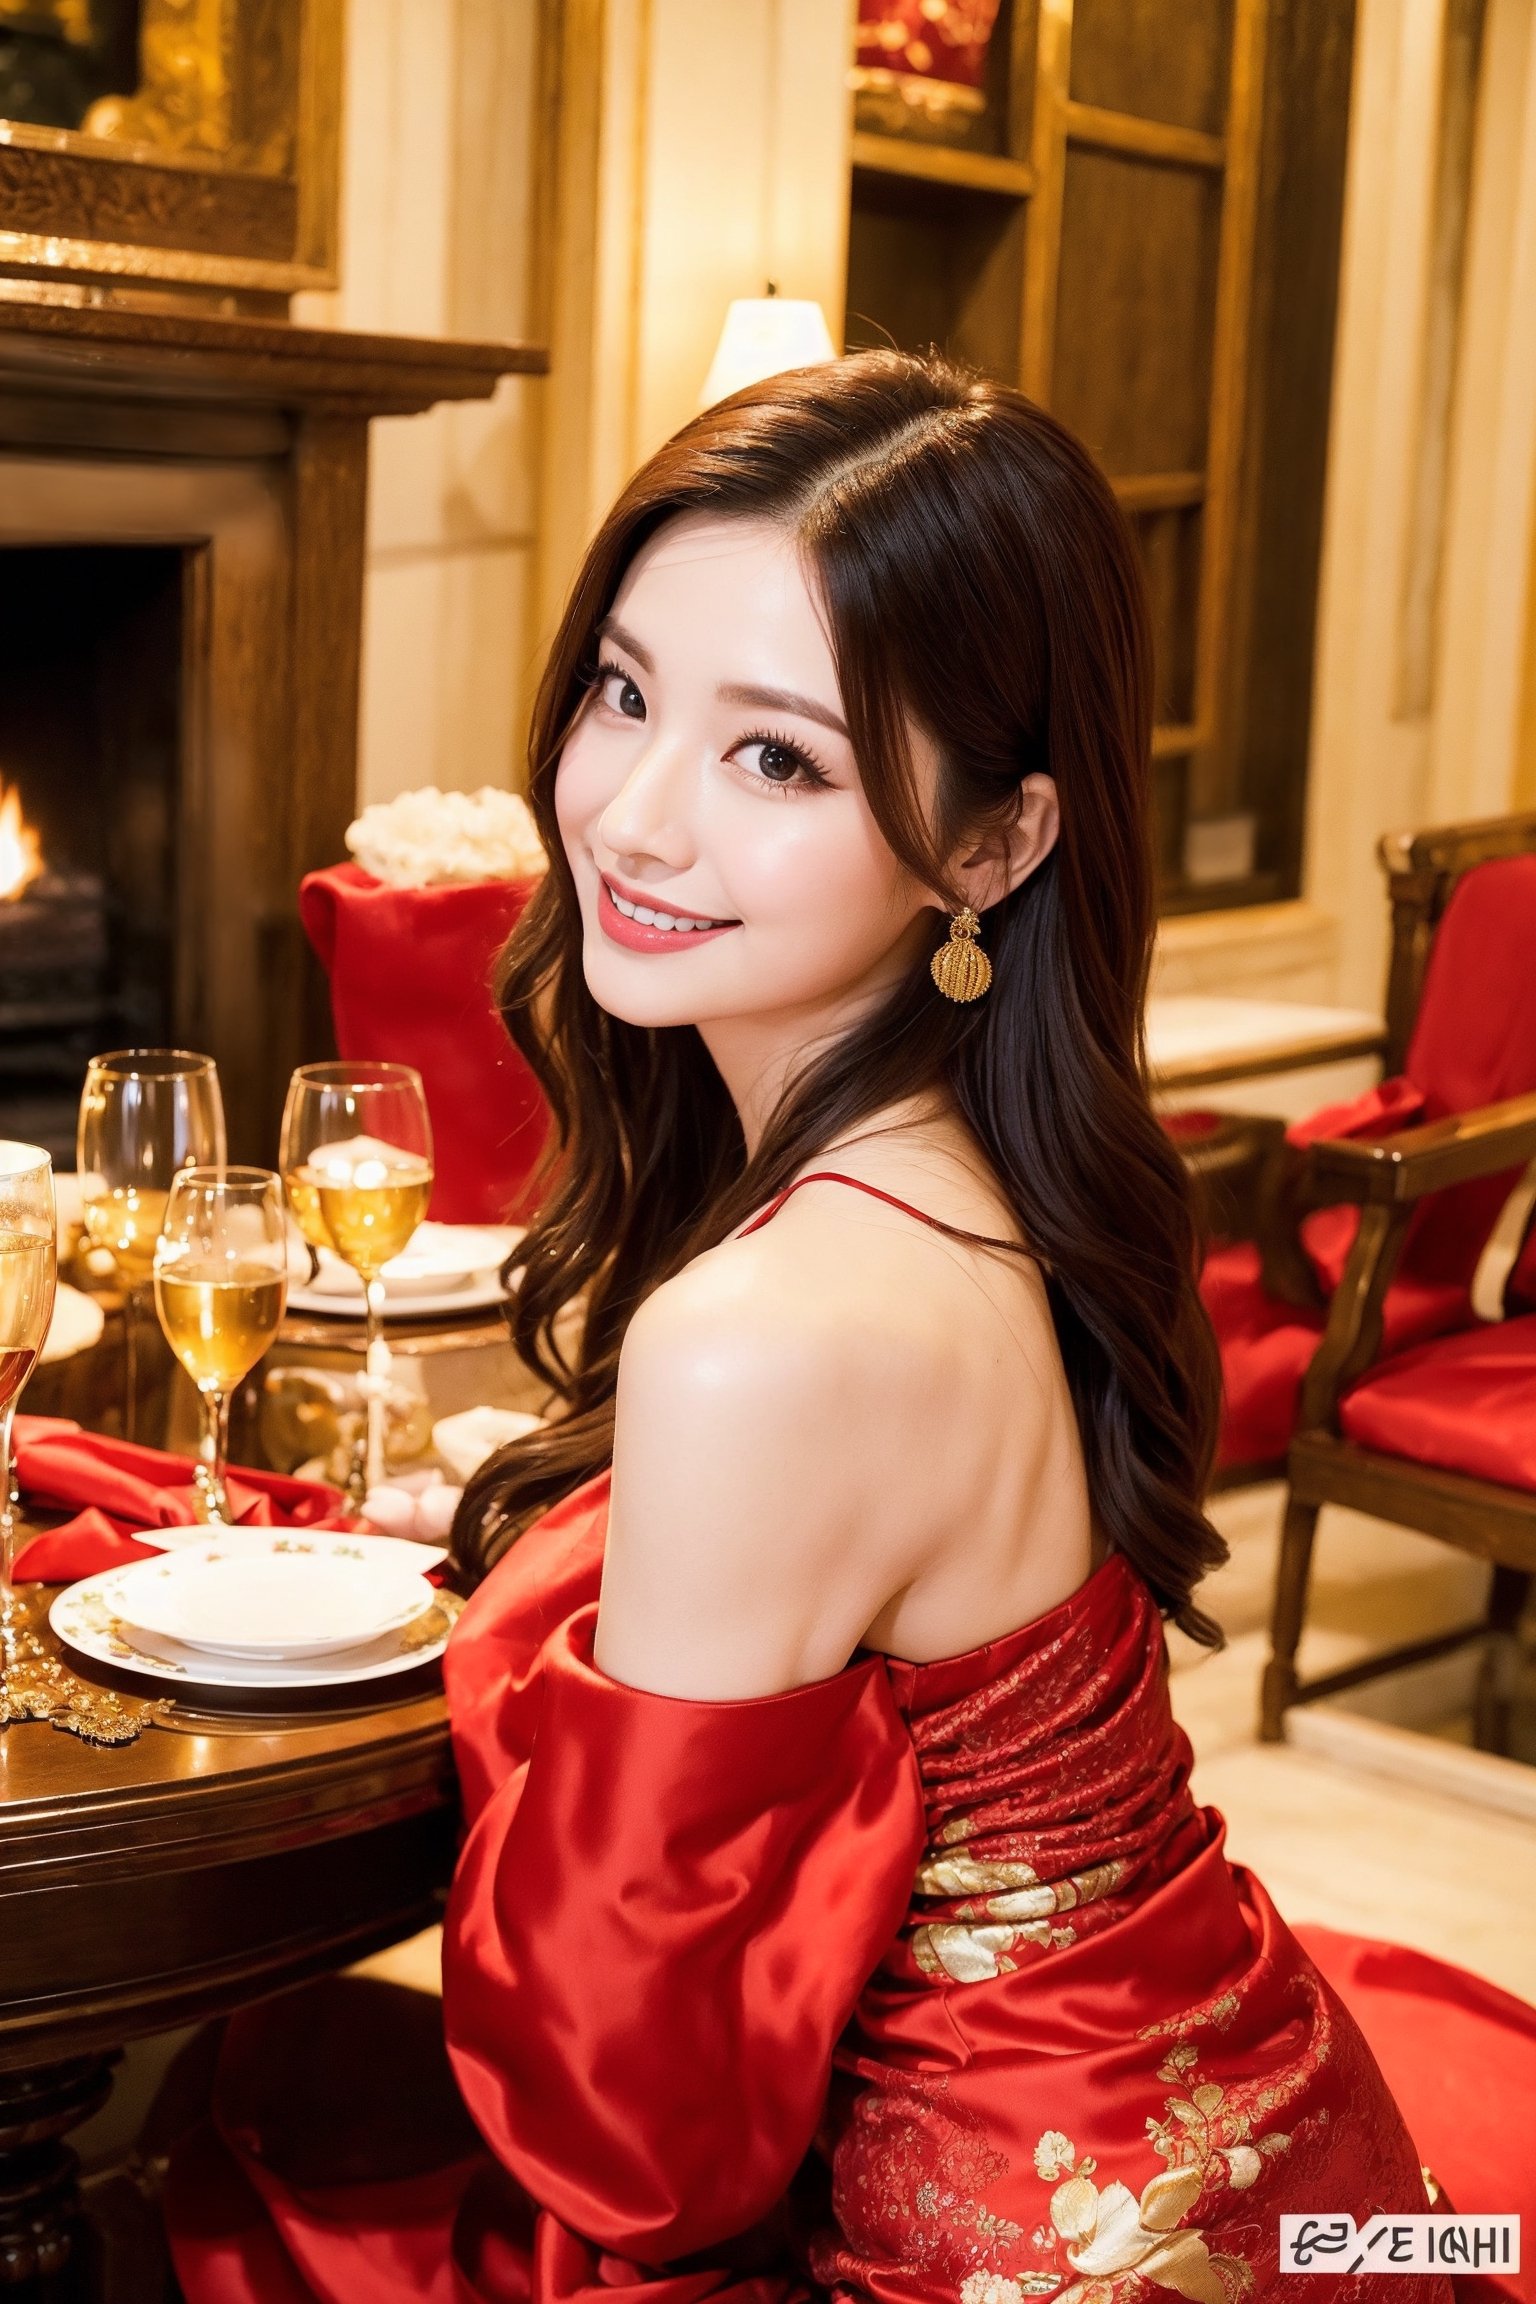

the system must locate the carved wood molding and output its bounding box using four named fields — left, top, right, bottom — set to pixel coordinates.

left=0, top=0, right=341, bottom=293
